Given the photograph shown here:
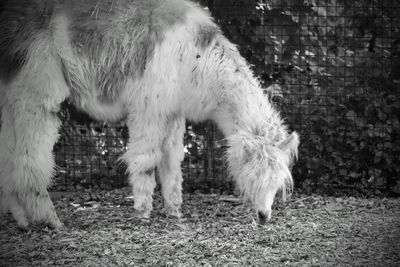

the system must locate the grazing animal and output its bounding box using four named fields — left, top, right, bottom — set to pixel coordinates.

left=0, top=0, right=299, bottom=229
